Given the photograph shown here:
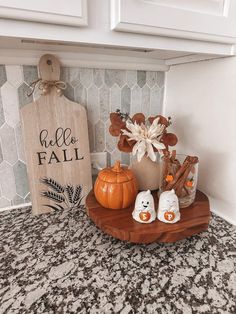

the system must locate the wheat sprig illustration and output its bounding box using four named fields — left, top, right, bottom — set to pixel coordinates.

left=40, top=176, right=84, bottom=211
left=41, top=191, right=65, bottom=203
left=40, top=177, right=65, bottom=193
left=65, top=185, right=74, bottom=204
left=73, top=185, right=82, bottom=204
